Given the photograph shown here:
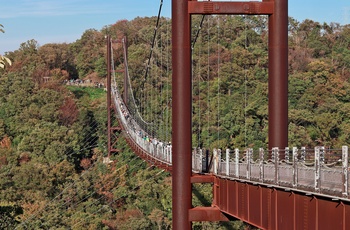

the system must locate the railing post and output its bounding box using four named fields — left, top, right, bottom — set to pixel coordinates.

left=259, top=148, right=264, bottom=182
left=301, top=146, right=306, bottom=163
left=199, top=148, right=203, bottom=173
left=204, top=149, right=209, bottom=173
left=150, top=143, right=154, bottom=156
left=213, top=149, right=218, bottom=174
left=273, top=147, right=279, bottom=185
left=160, top=145, right=162, bottom=162
left=192, top=148, right=195, bottom=171
left=218, top=149, right=222, bottom=175
left=292, top=147, right=298, bottom=188
left=235, top=148, right=239, bottom=178
left=169, top=145, right=173, bottom=163
left=162, top=144, right=166, bottom=162
left=342, top=146, right=348, bottom=198
left=226, top=149, right=230, bottom=176
left=315, top=146, right=321, bottom=192
left=320, top=146, right=325, bottom=165
left=155, top=143, right=158, bottom=158
left=246, top=148, right=252, bottom=180
left=285, top=147, right=289, bottom=162
left=169, top=145, right=172, bottom=164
